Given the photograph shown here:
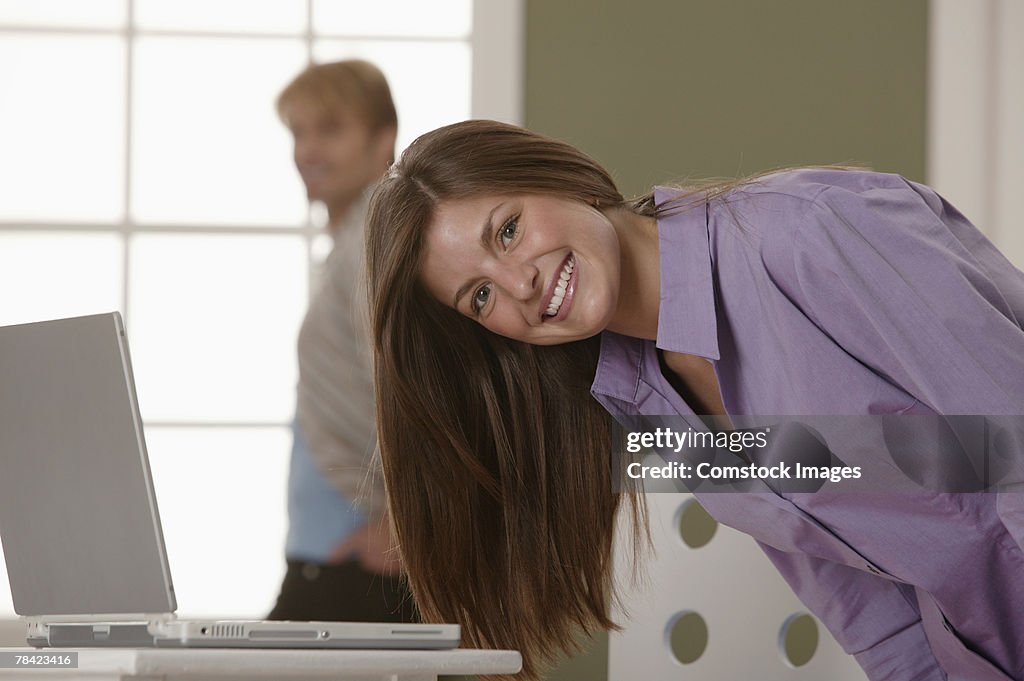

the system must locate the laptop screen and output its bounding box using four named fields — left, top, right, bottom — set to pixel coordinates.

left=0, top=313, right=176, bottom=617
